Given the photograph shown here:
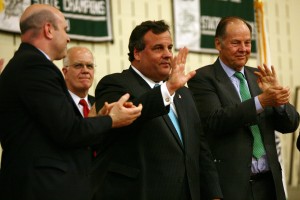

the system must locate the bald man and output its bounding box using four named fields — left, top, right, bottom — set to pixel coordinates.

left=0, top=4, right=142, bottom=200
